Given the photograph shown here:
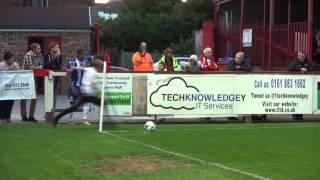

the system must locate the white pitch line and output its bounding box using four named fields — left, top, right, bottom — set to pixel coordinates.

left=101, top=131, right=271, bottom=180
